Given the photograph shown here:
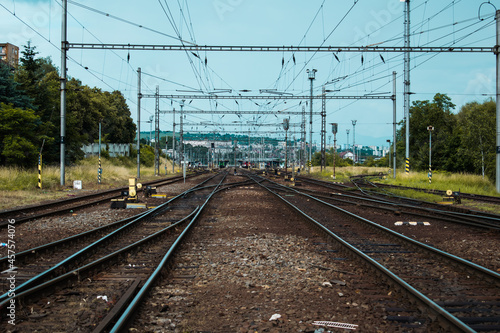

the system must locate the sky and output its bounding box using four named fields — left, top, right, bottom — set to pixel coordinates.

left=1, top=0, right=498, bottom=148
